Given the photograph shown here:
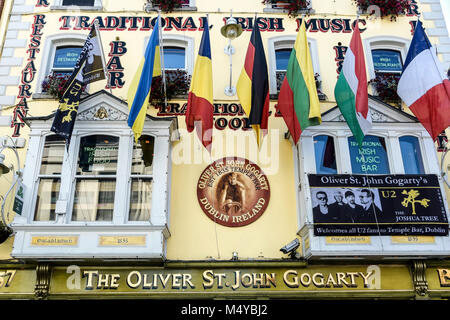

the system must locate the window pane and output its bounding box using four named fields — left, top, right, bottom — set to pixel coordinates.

left=34, top=179, right=60, bottom=221
left=163, top=47, right=185, bottom=69
left=62, top=0, right=95, bottom=6
left=314, top=135, right=337, bottom=174
left=275, top=49, right=291, bottom=71
left=129, top=178, right=152, bottom=221
left=131, top=135, right=154, bottom=175
left=399, top=136, right=425, bottom=174
left=77, top=135, right=119, bottom=175
left=72, top=179, right=115, bottom=221
left=53, top=46, right=82, bottom=69
left=372, top=49, right=403, bottom=73
left=348, top=136, right=390, bottom=174
left=40, top=135, right=65, bottom=175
